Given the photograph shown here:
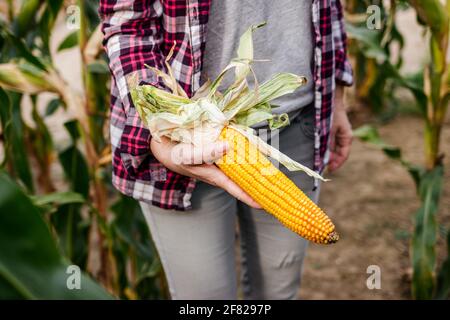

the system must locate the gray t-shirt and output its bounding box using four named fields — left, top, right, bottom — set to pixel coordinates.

left=202, top=0, right=314, bottom=122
